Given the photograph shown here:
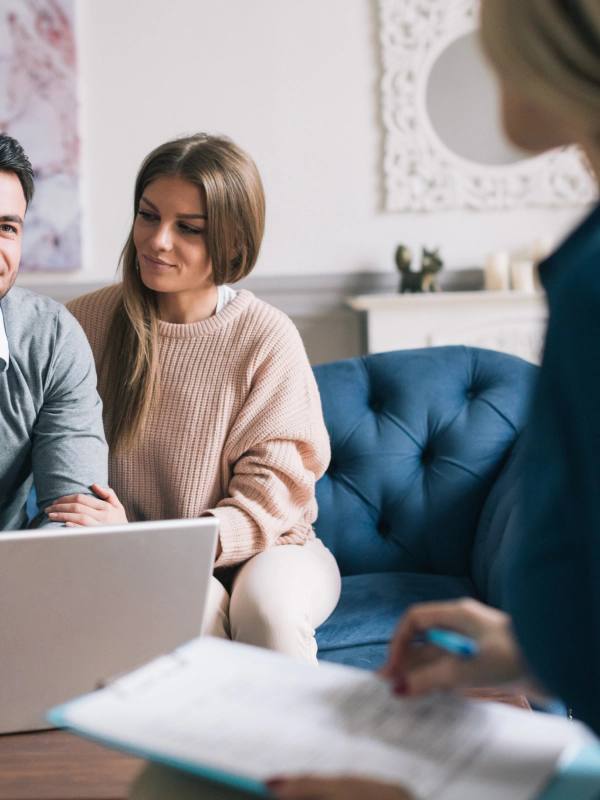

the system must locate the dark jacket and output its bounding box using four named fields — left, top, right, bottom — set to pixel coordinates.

left=505, top=202, right=600, bottom=734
